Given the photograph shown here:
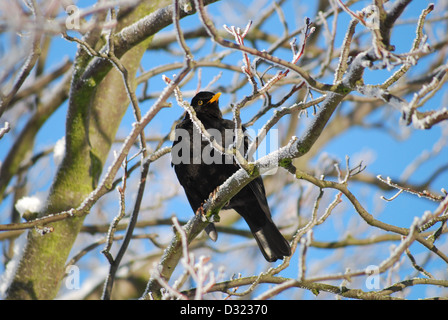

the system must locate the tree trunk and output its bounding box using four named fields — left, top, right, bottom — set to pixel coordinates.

left=5, top=1, right=168, bottom=300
